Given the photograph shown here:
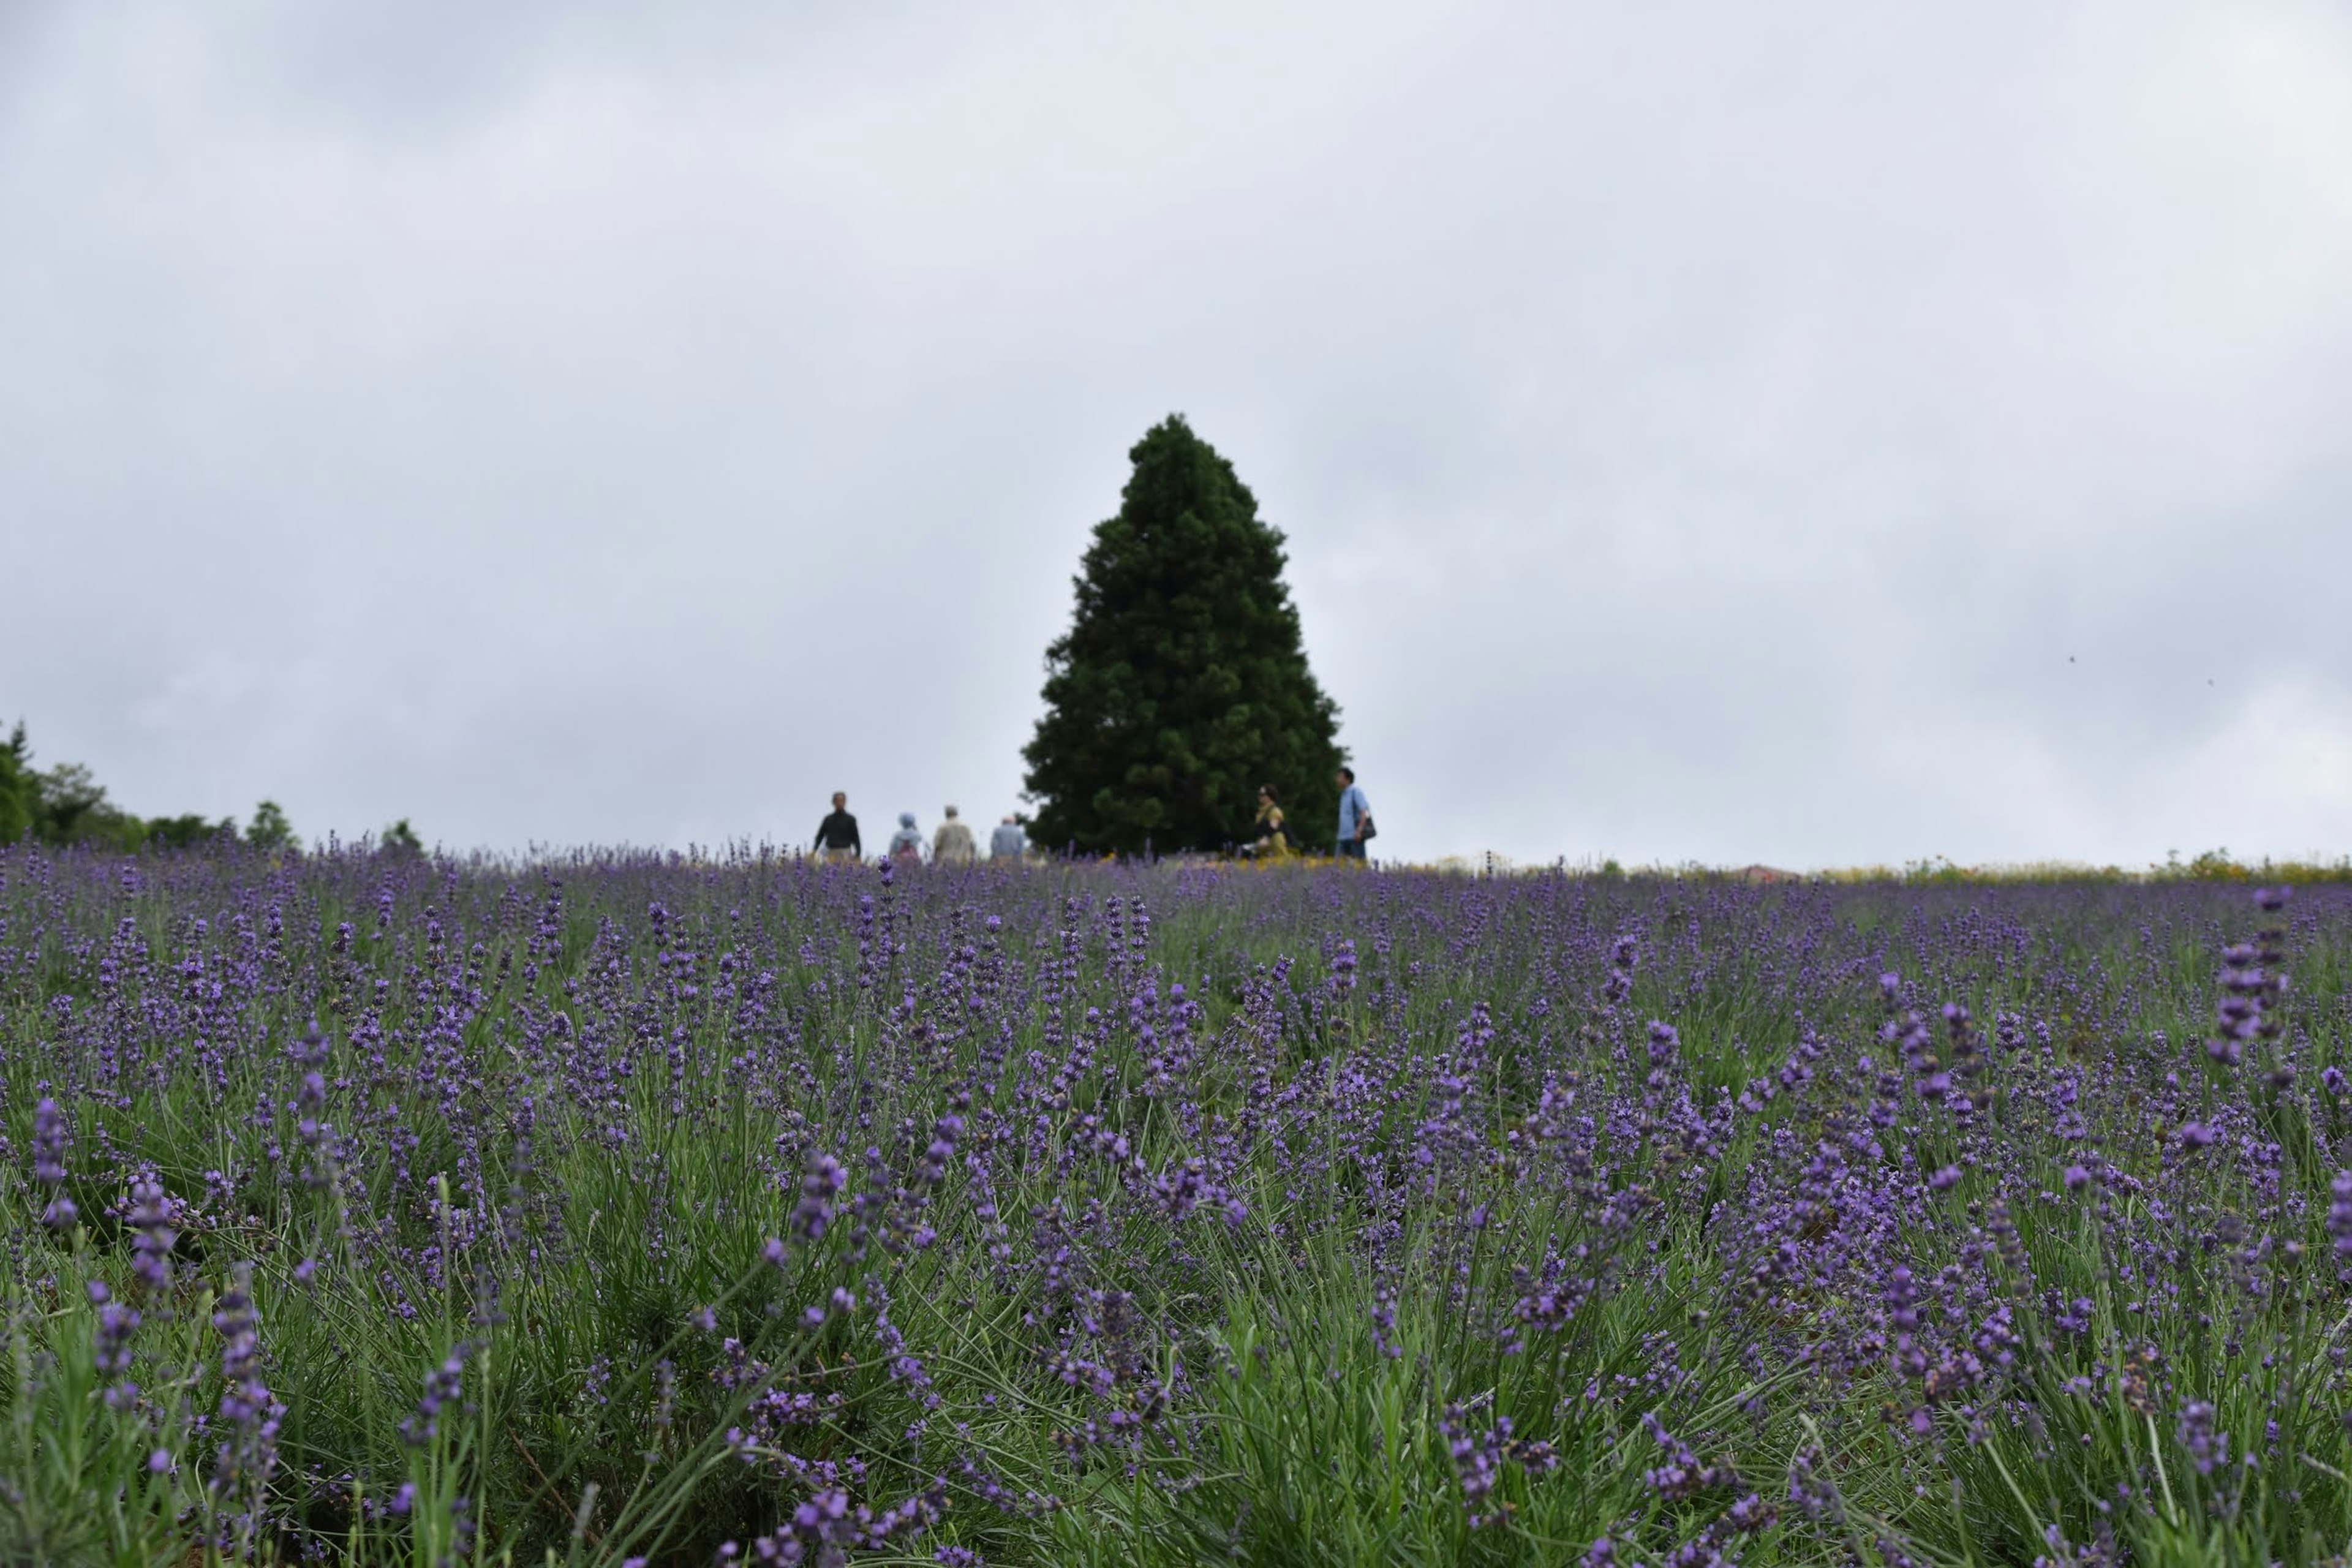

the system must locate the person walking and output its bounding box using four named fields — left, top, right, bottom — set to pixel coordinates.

left=1335, top=767, right=1373, bottom=861
left=888, top=812, right=926, bottom=865
left=990, top=815, right=1028, bottom=862
left=815, top=793, right=862, bottom=864
left=933, top=805, right=977, bottom=865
